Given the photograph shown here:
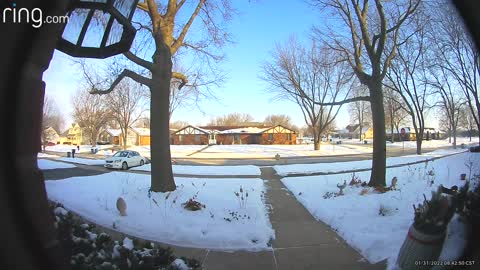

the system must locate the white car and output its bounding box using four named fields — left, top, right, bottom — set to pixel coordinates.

left=104, top=150, right=145, bottom=170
